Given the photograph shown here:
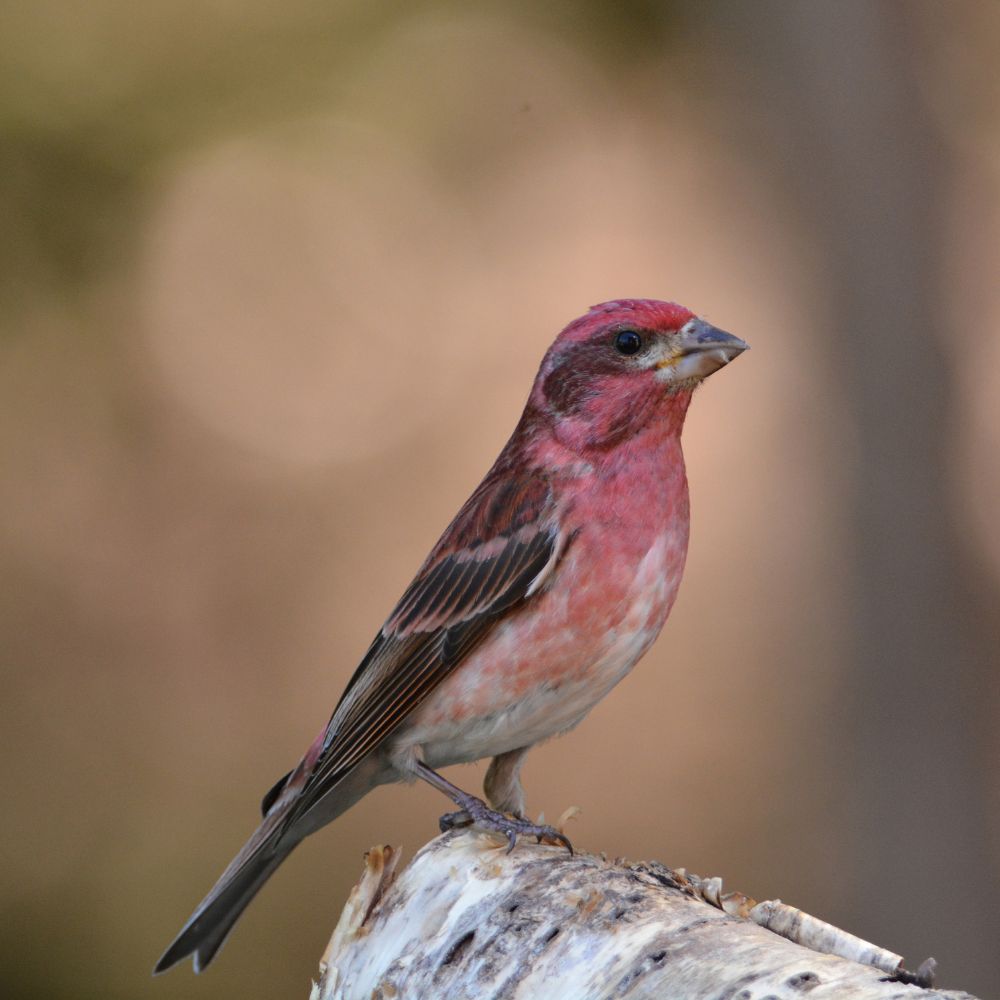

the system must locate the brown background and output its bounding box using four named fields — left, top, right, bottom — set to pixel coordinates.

left=2, top=2, right=999, bottom=998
